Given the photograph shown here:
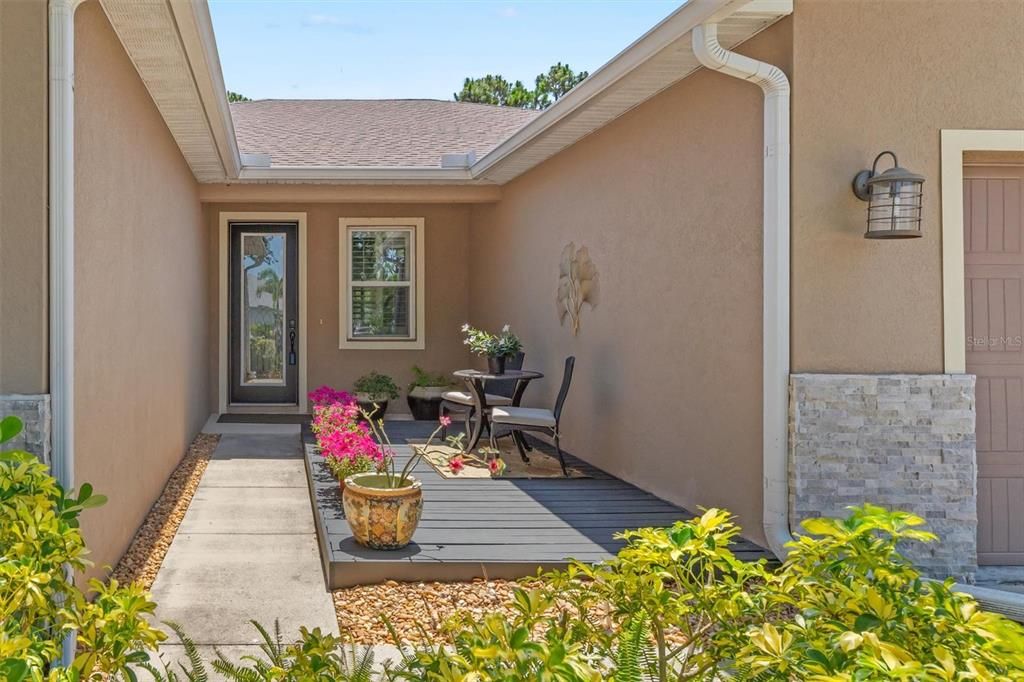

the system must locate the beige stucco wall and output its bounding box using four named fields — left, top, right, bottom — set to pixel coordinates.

left=74, top=1, right=210, bottom=576
left=464, top=20, right=793, bottom=546
left=205, top=203, right=472, bottom=411
left=791, top=0, right=1024, bottom=373
left=0, top=0, right=49, bottom=394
